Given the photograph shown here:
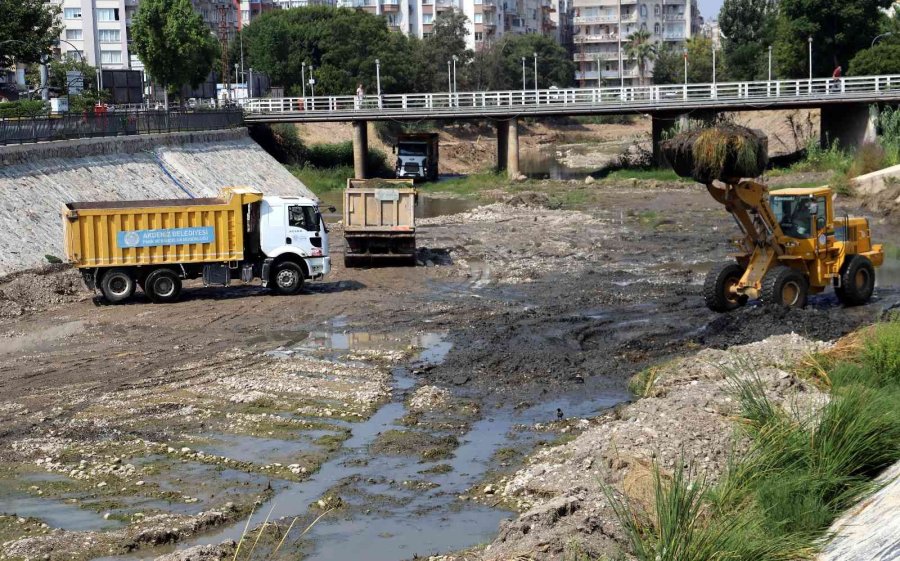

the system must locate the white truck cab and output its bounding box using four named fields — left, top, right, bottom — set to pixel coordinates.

left=260, top=195, right=331, bottom=285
